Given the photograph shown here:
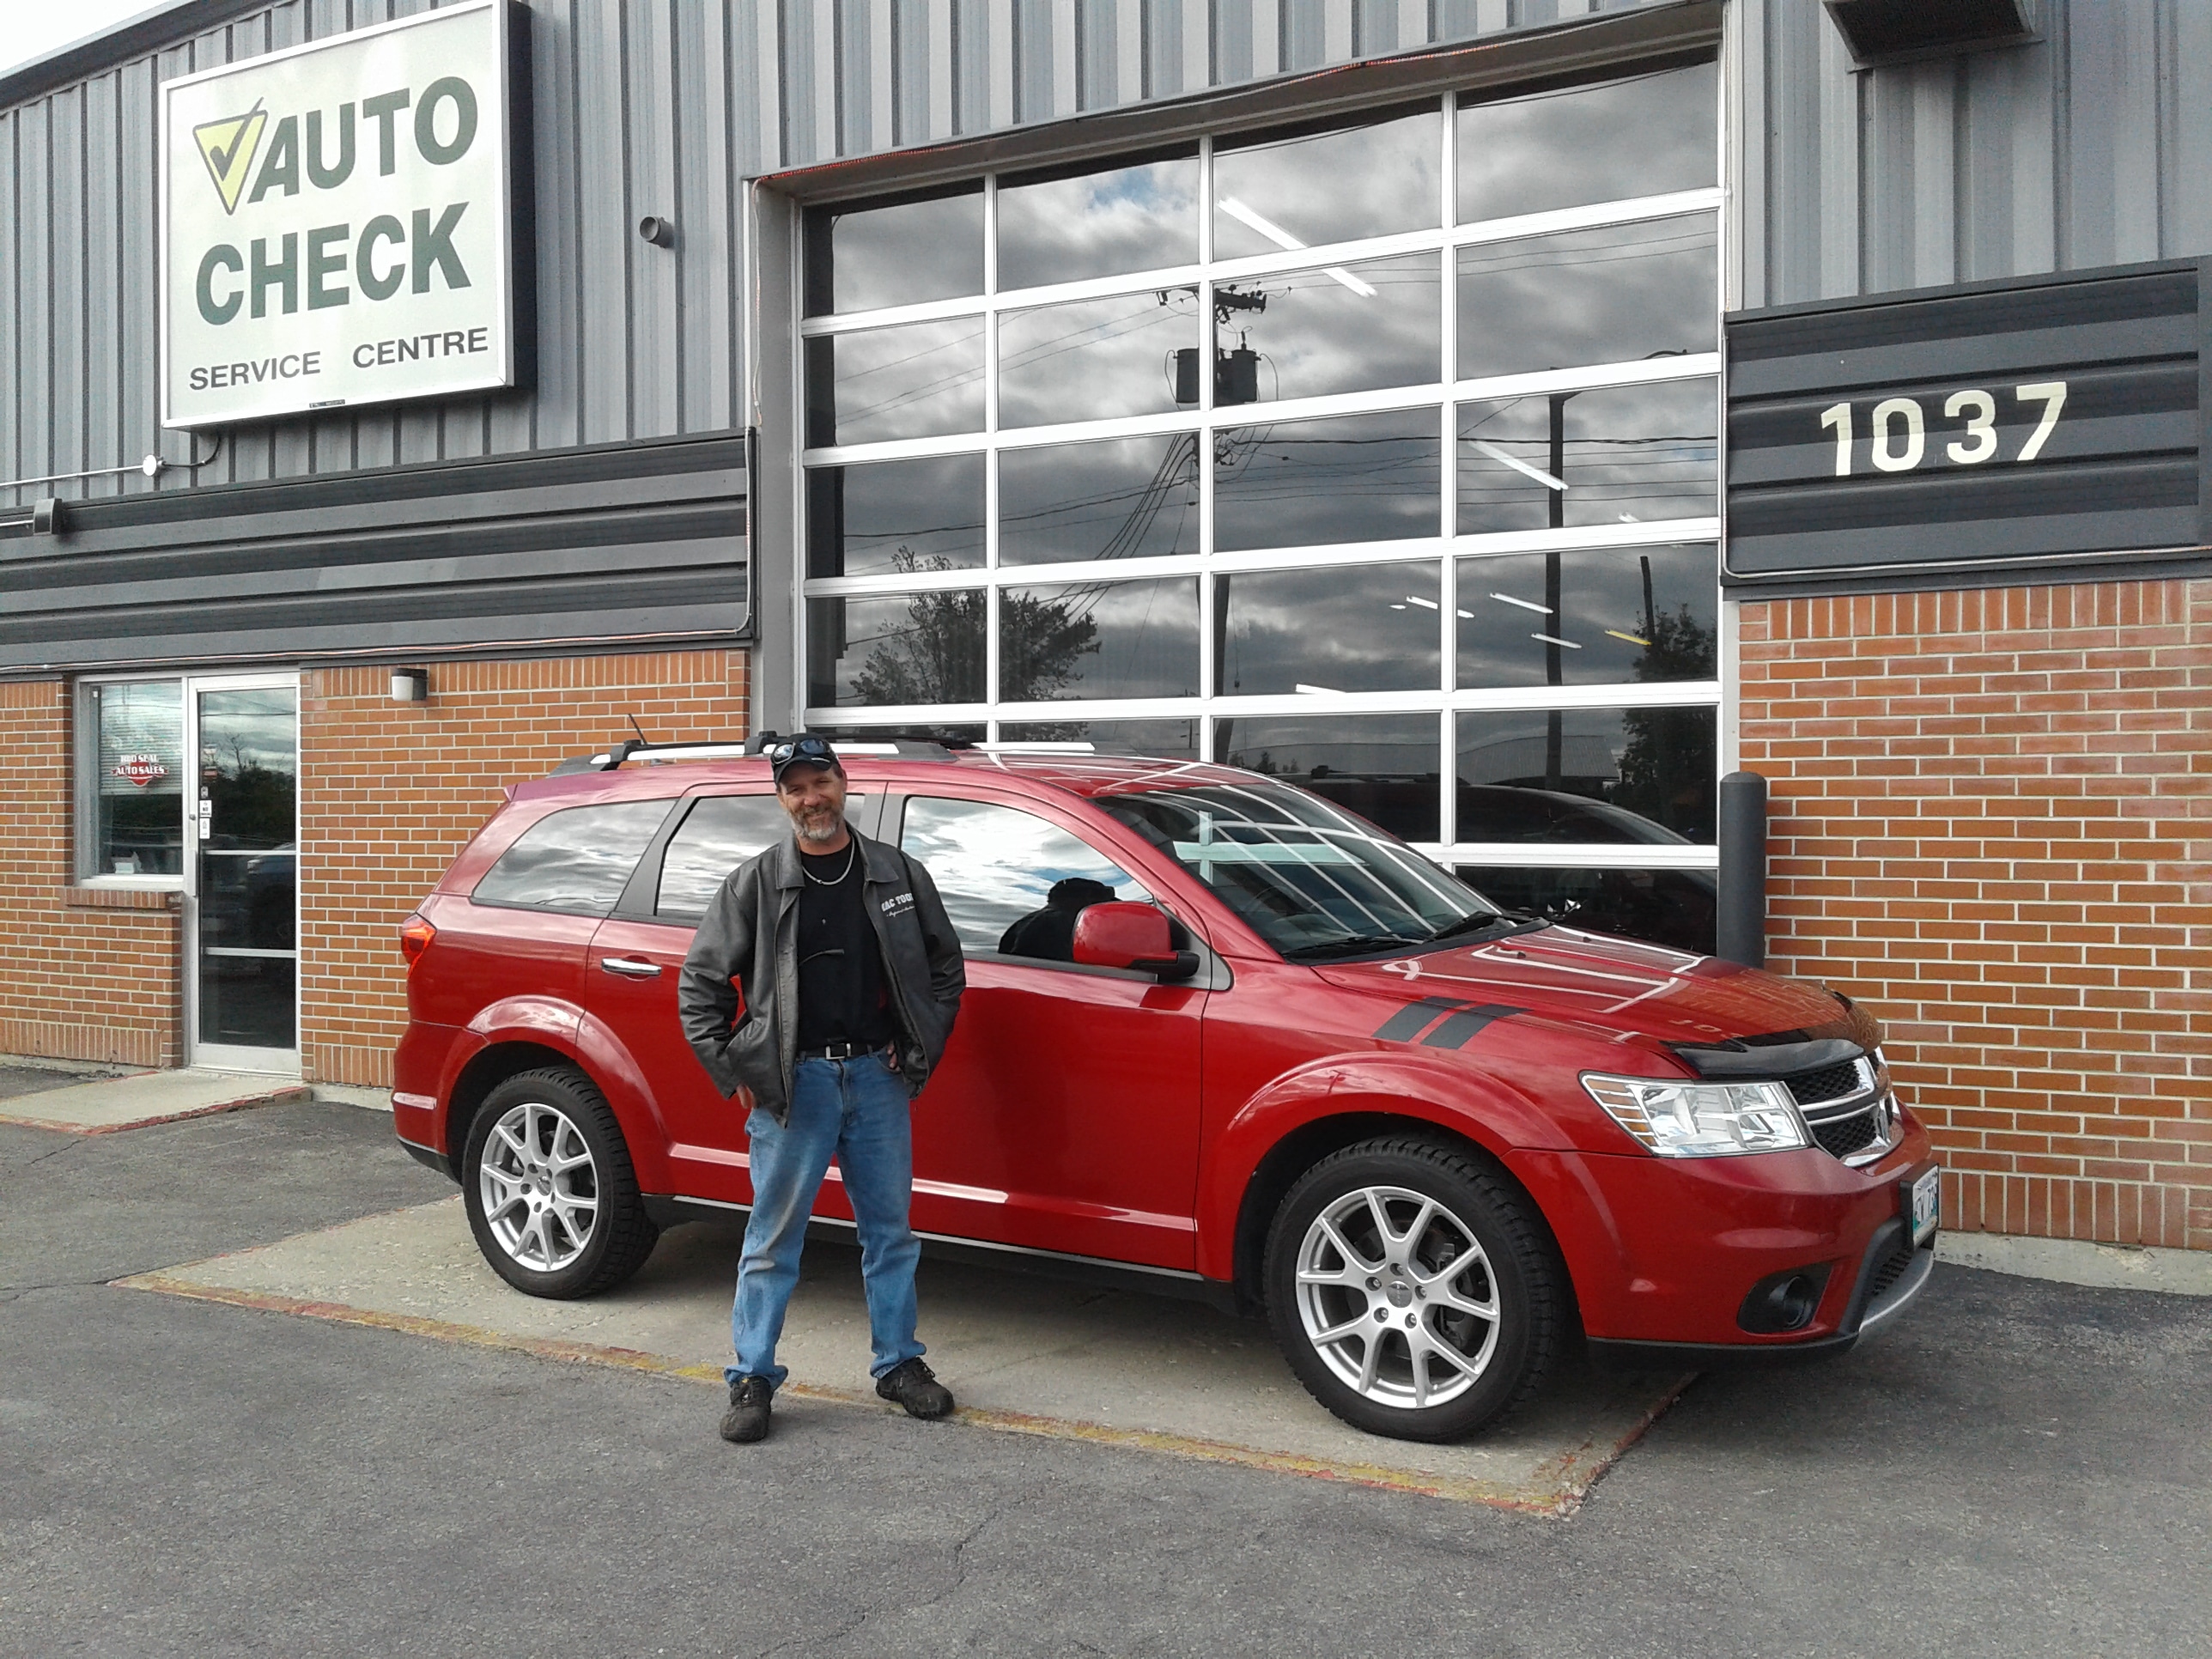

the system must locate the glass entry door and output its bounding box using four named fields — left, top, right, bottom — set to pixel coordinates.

left=187, top=676, right=299, bottom=1072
